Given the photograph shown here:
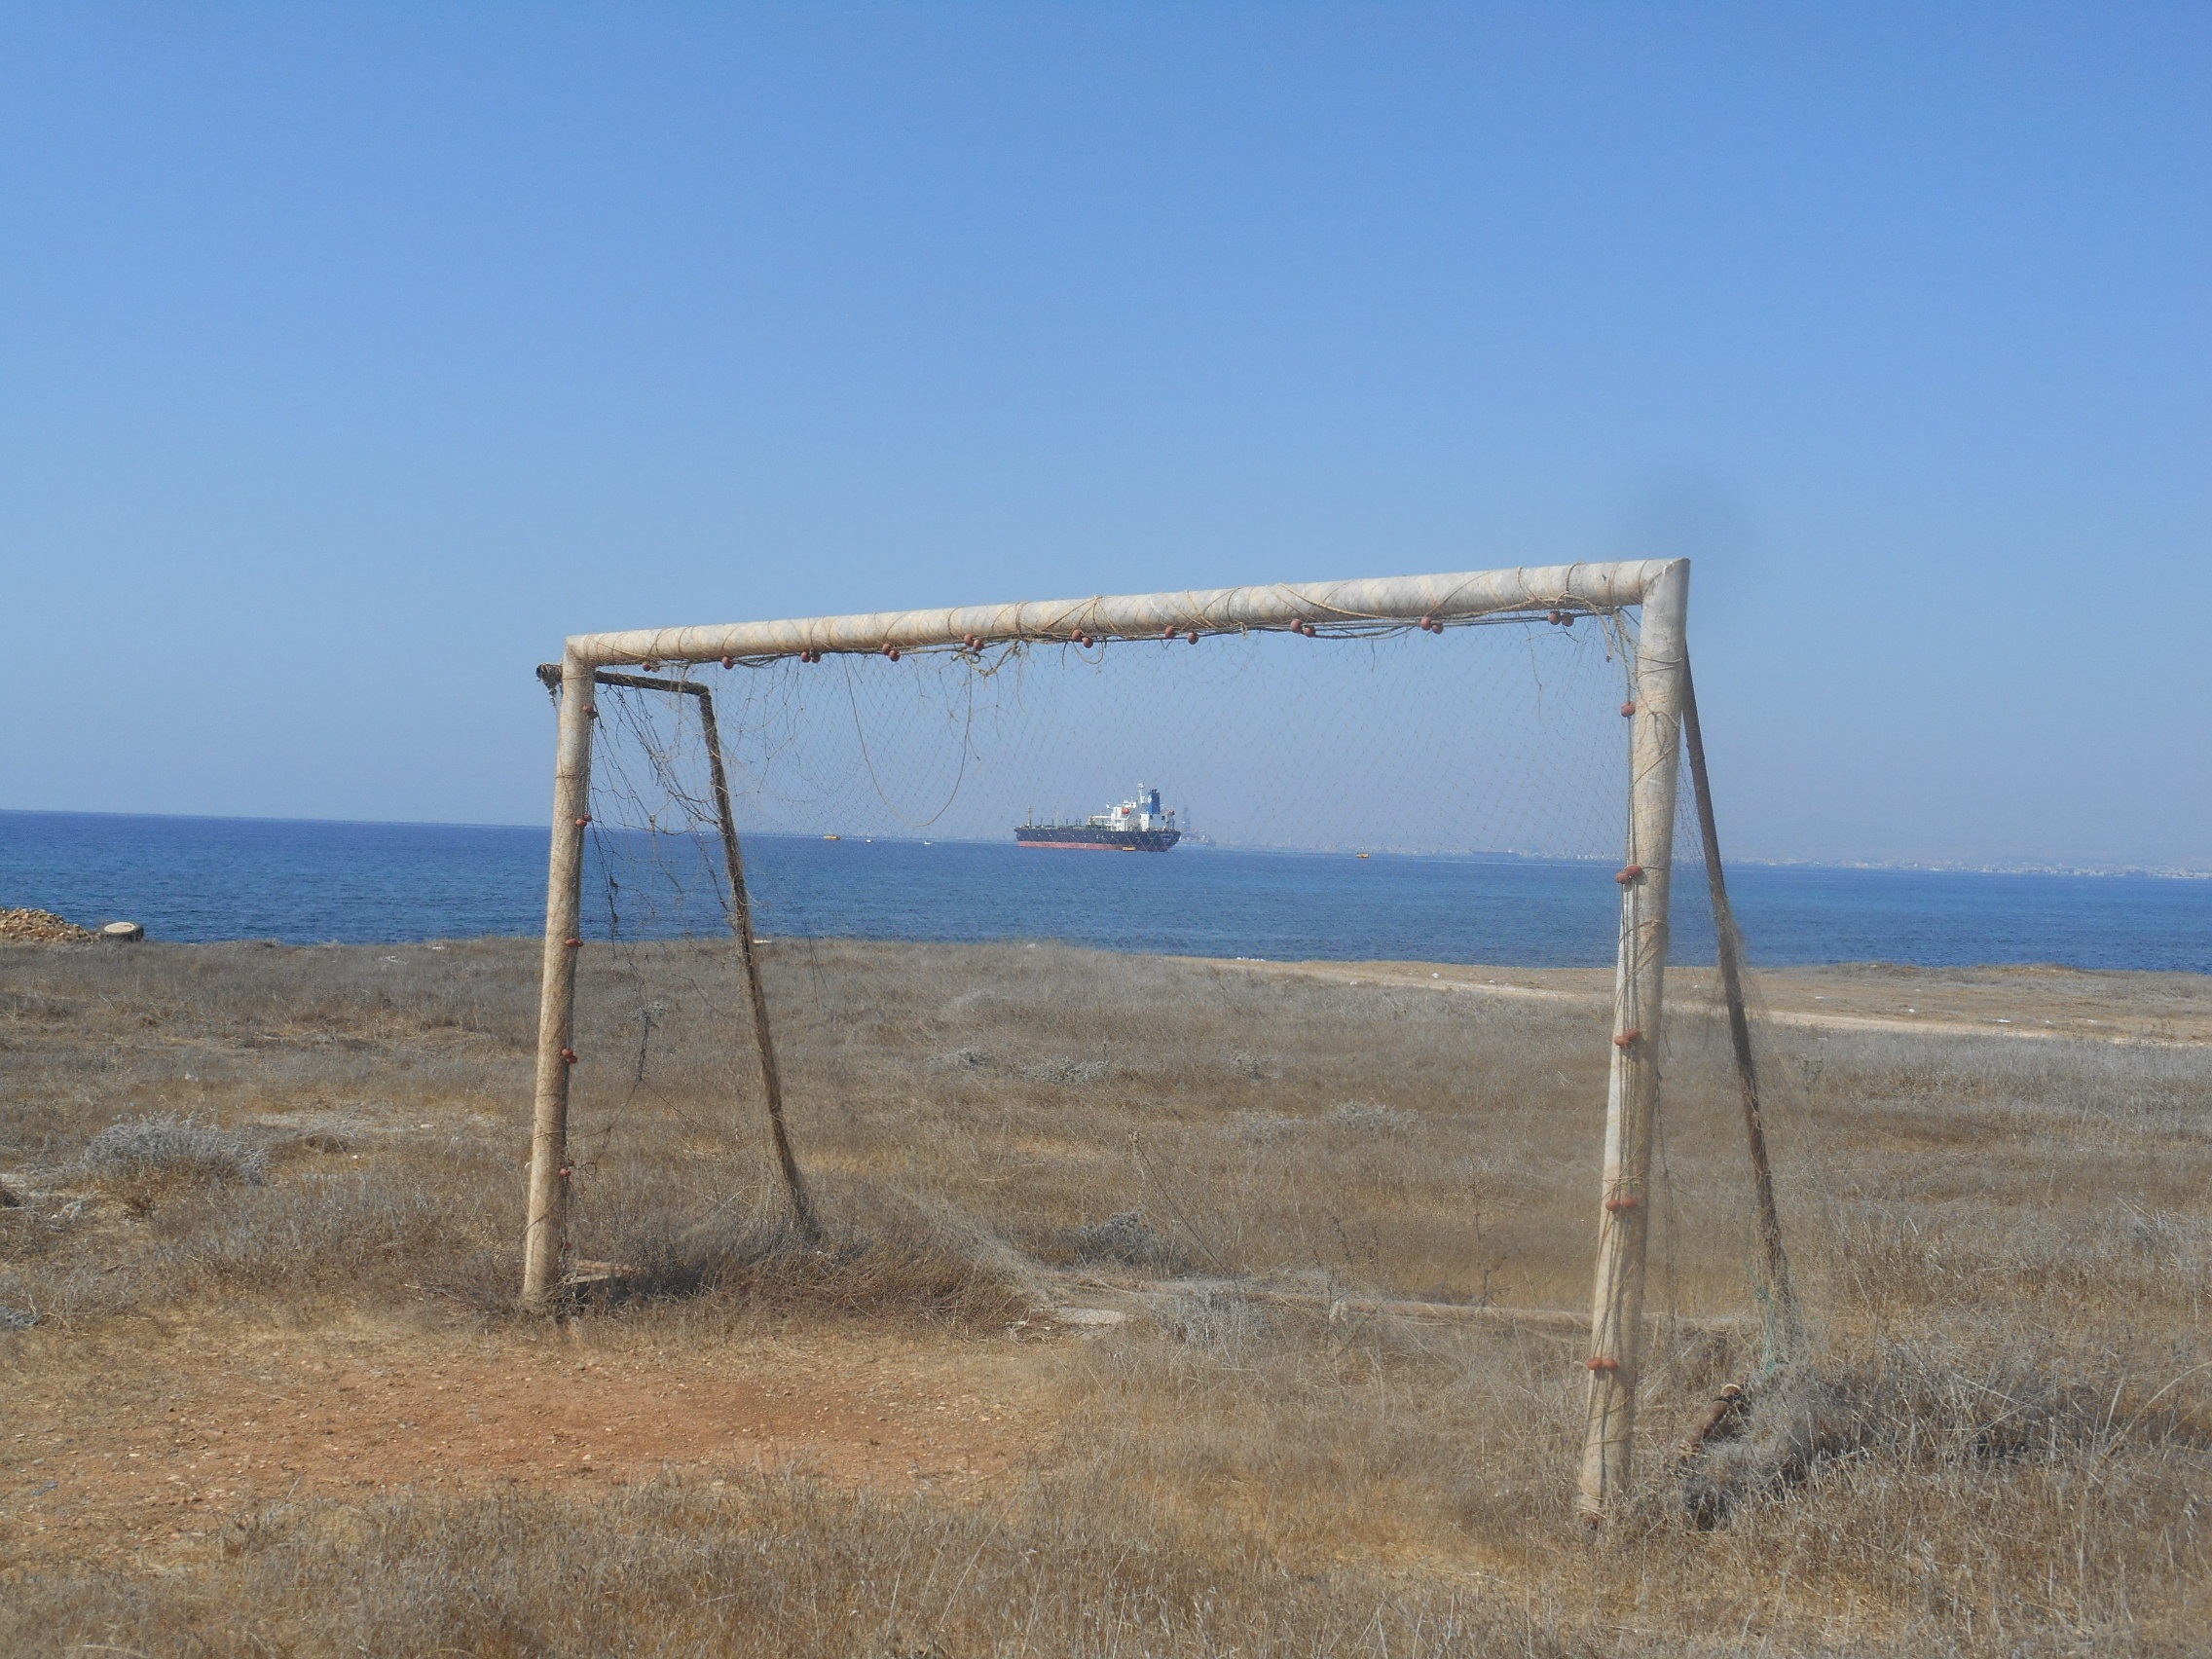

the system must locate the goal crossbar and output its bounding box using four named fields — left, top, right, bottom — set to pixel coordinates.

left=560, top=560, right=1672, bottom=667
